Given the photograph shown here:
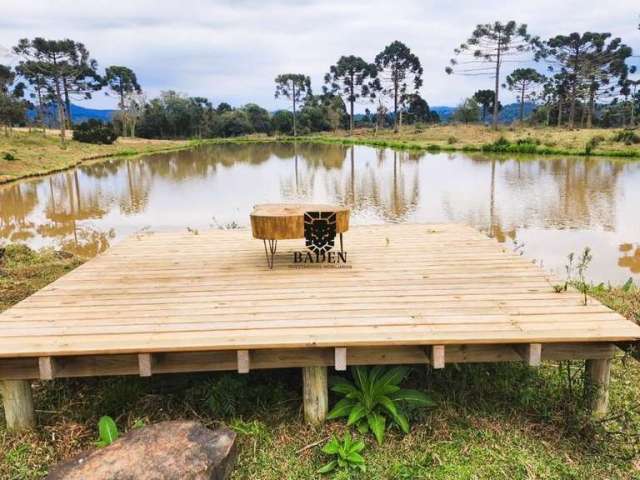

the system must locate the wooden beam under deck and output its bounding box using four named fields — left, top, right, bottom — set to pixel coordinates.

left=0, top=343, right=618, bottom=381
